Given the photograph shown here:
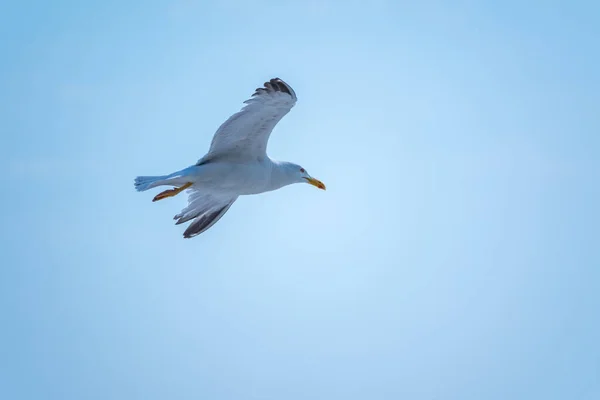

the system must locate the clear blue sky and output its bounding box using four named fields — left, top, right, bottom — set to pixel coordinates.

left=1, top=1, right=598, bottom=399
